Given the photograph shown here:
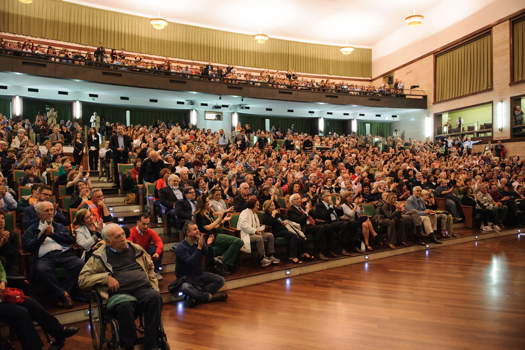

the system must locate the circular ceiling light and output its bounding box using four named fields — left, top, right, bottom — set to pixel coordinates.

left=404, top=14, right=424, bottom=26
left=18, top=0, right=33, bottom=4
left=254, top=34, right=269, bottom=44
left=340, top=47, right=354, bottom=55
left=150, top=18, right=168, bottom=30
